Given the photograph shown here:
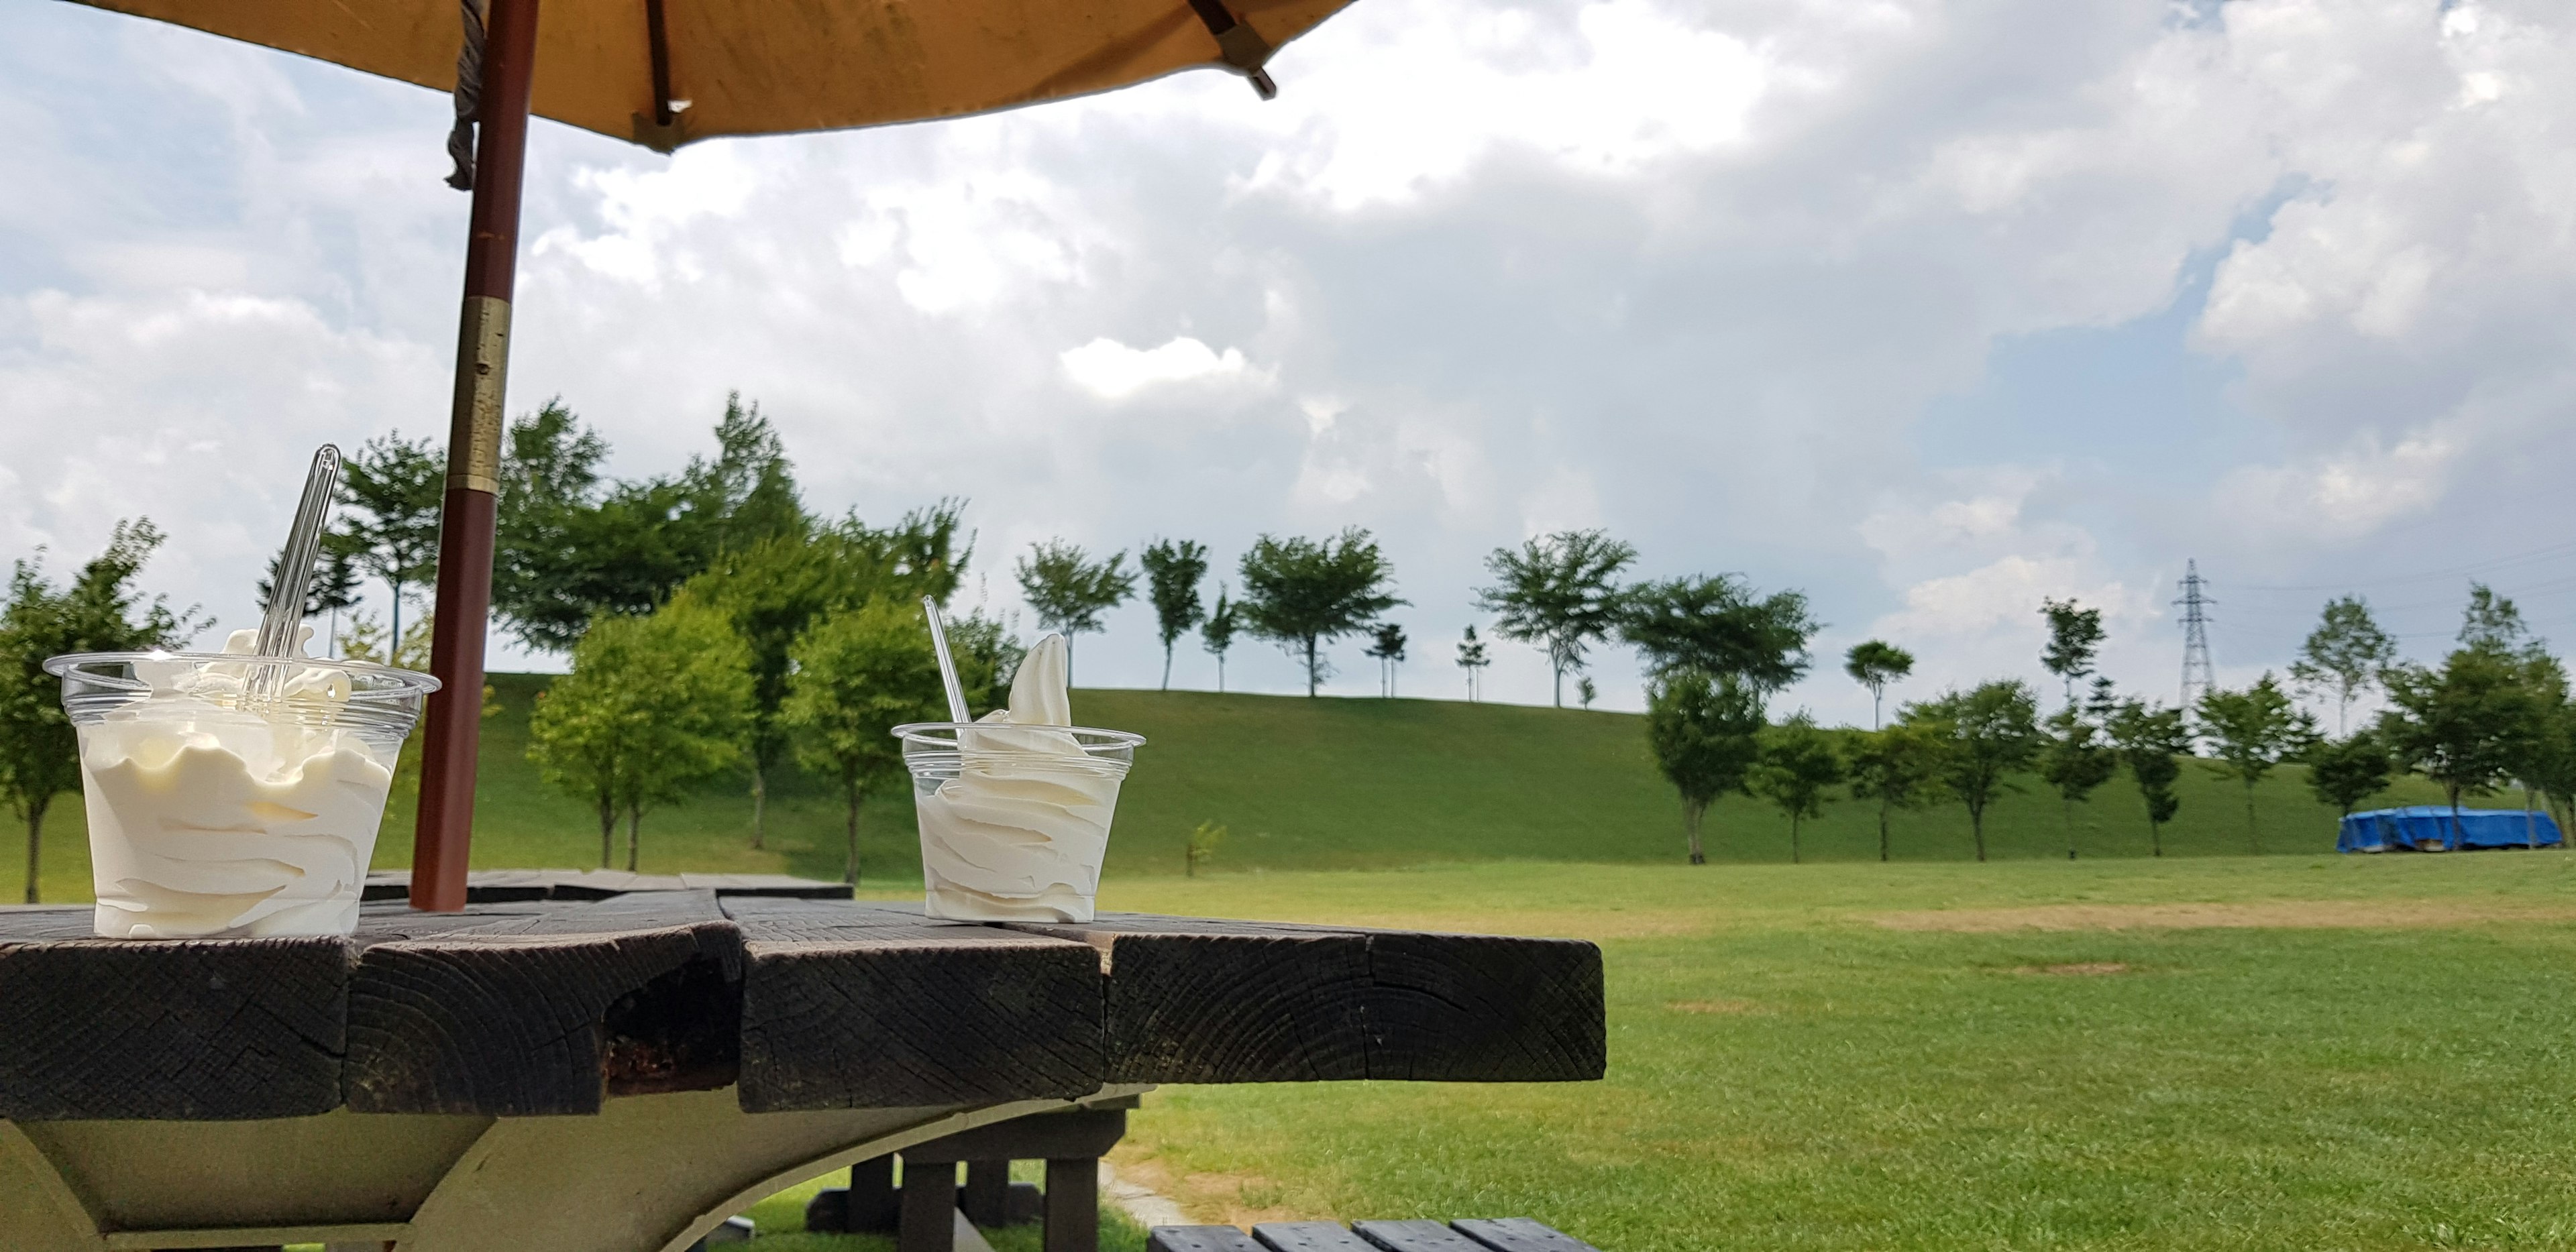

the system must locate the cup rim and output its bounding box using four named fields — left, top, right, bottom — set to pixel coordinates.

left=892, top=721, right=1145, bottom=748
left=42, top=650, right=445, bottom=695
